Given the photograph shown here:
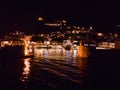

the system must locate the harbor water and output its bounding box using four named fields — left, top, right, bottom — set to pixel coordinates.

left=0, top=48, right=120, bottom=90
